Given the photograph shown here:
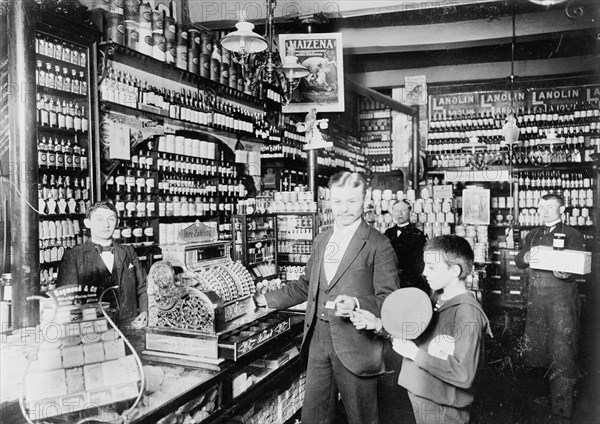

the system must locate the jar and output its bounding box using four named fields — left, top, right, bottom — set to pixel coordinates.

left=553, top=233, right=566, bottom=250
